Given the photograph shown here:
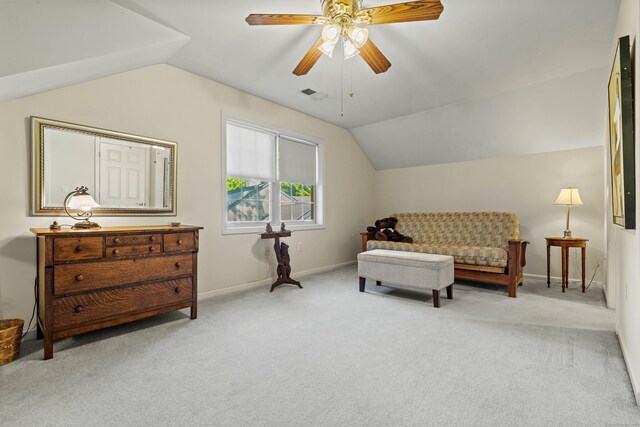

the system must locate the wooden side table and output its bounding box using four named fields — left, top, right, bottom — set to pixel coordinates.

left=545, top=237, right=588, bottom=293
